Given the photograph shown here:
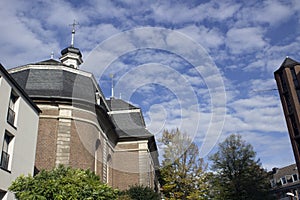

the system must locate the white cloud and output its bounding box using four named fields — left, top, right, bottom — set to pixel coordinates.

left=204, top=1, right=241, bottom=21
left=150, top=1, right=240, bottom=25
left=241, top=132, right=294, bottom=170
left=150, top=2, right=205, bottom=25
left=0, top=0, right=61, bottom=67
left=226, top=27, right=268, bottom=54
left=78, top=24, right=121, bottom=50
left=177, top=25, right=225, bottom=50
left=236, top=0, right=294, bottom=27
left=248, top=78, right=278, bottom=93
left=254, top=1, right=292, bottom=26
left=227, top=94, right=286, bottom=131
